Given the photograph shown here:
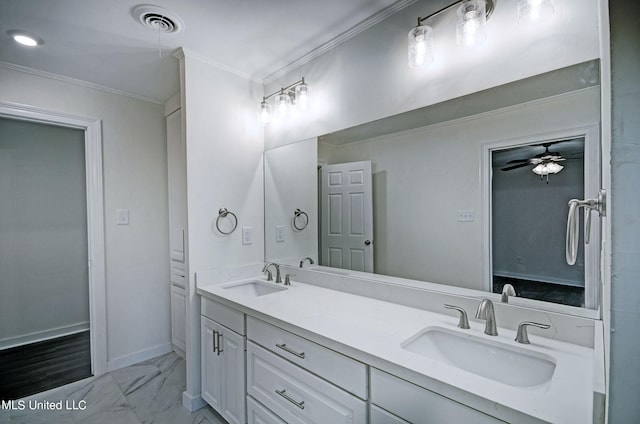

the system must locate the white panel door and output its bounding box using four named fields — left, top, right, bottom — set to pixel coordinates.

left=320, top=161, right=373, bottom=272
